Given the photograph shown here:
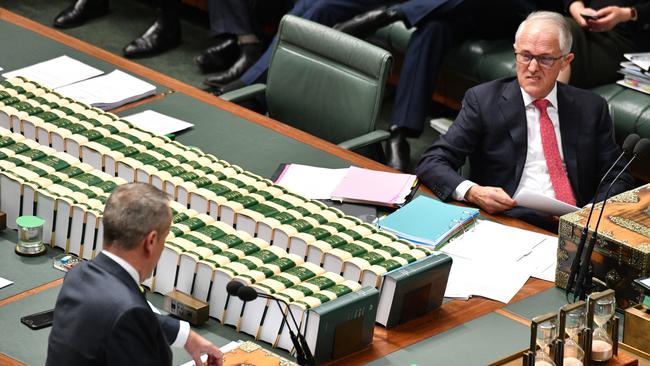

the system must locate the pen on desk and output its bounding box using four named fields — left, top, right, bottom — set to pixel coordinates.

left=402, top=179, right=420, bottom=206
